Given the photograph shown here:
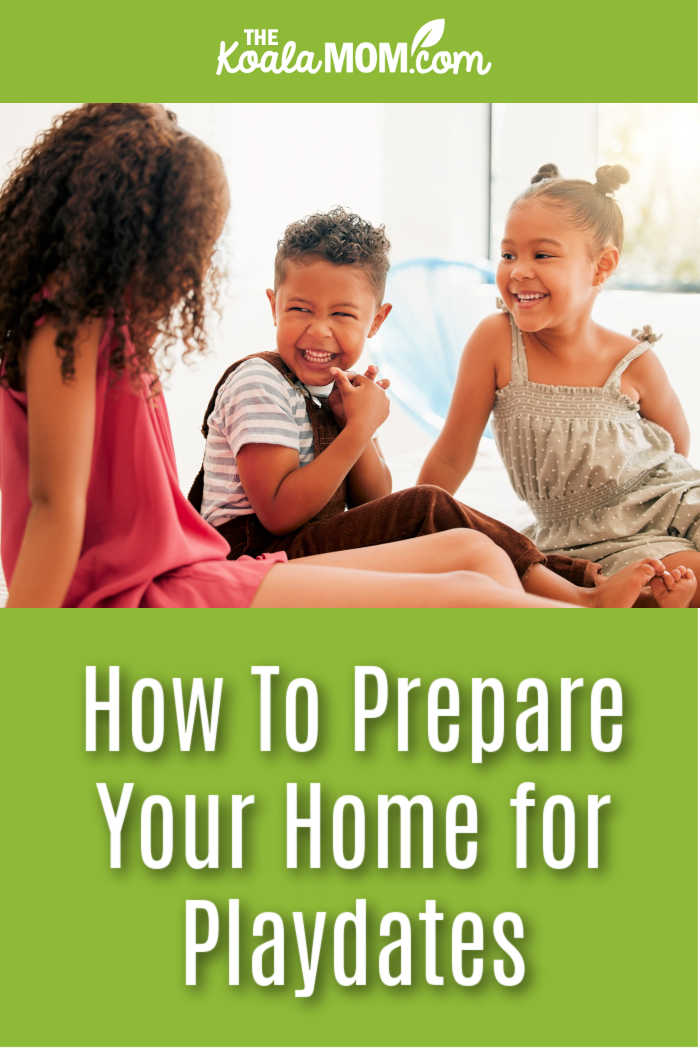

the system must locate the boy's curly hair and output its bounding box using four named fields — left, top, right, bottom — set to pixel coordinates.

left=0, top=103, right=226, bottom=389
left=274, top=207, right=390, bottom=300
